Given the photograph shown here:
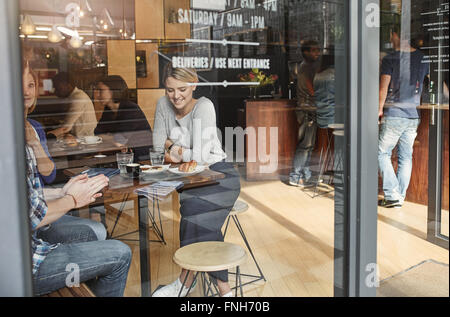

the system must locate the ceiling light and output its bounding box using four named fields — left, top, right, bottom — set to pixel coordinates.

left=36, top=26, right=52, bottom=32
left=69, top=30, right=83, bottom=48
left=48, top=25, right=63, bottom=43
left=27, top=35, right=48, bottom=39
left=57, top=26, right=76, bottom=37
left=21, top=14, right=36, bottom=35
